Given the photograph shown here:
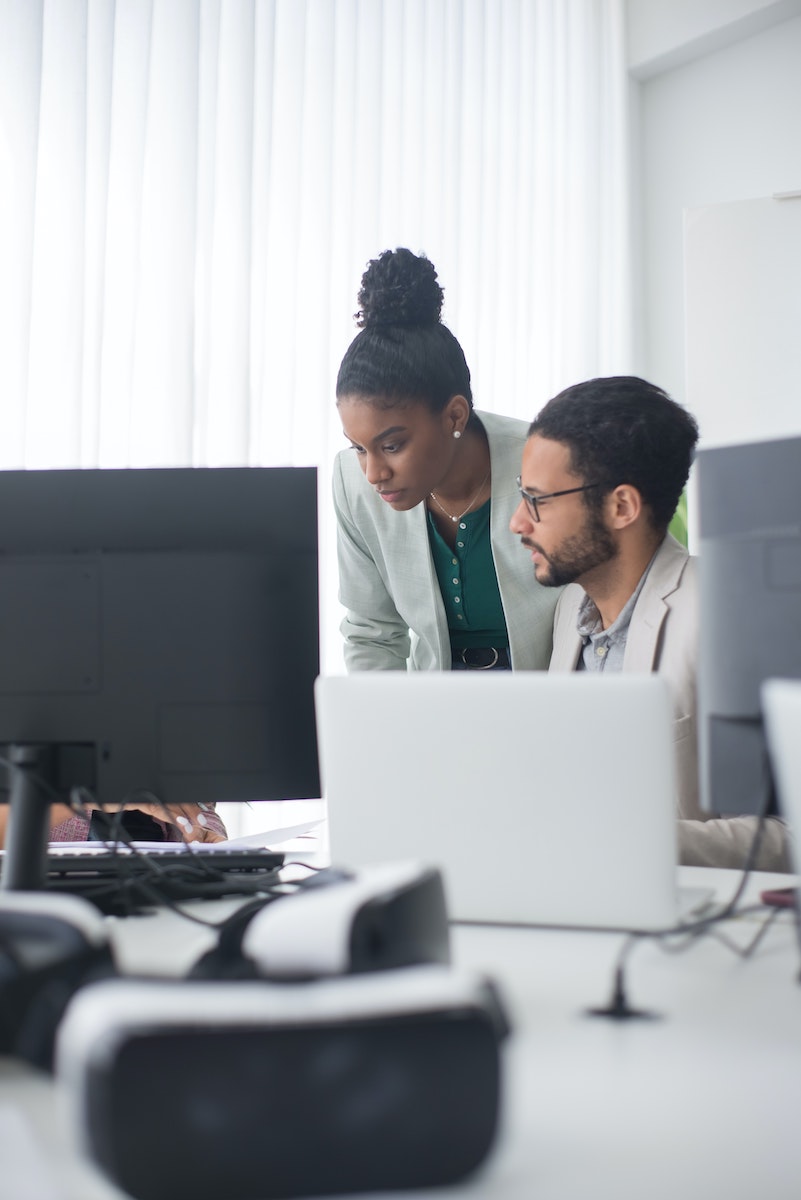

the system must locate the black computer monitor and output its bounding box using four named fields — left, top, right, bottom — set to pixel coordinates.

left=0, top=466, right=320, bottom=888
left=697, top=434, right=801, bottom=815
